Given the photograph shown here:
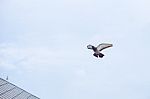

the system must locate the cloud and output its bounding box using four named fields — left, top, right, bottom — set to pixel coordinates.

left=0, top=44, right=51, bottom=71
left=0, top=41, right=88, bottom=73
